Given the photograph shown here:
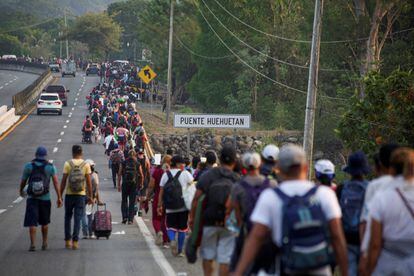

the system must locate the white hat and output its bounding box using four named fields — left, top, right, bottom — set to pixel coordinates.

left=242, top=152, right=261, bottom=169
left=85, top=159, right=95, bottom=166
left=314, top=159, right=335, bottom=174
left=261, top=144, right=280, bottom=162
